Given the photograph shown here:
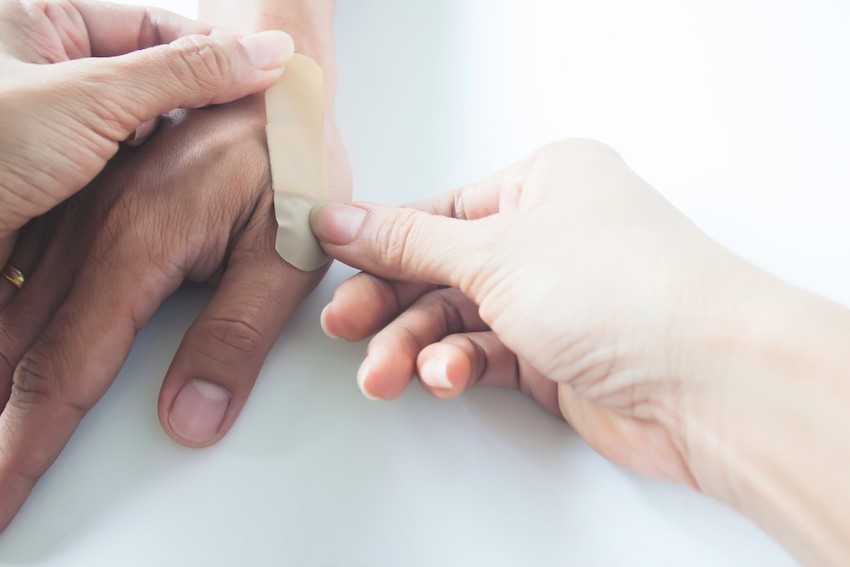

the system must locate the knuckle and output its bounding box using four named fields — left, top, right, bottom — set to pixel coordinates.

left=168, top=35, right=230, bottom=99
left=8, top=329, right=95, bottom=421
left=421, top=290, right=466, bottom=336
left=204, top=316, right=264, bottom=355
left=458, top=335, right=489, bottom=388
left=372, top=210, right=425, bottom=274
left=10, top=350, right=59, bottom=410
left=0, top=324, right=17, bottom=380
